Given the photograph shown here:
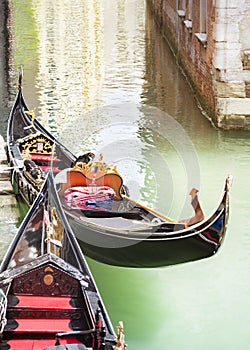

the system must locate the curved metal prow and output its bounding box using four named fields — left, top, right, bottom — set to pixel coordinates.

left=18, top=66, right=23, bottom=89
left=226, top=174, right=233, bottom=191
